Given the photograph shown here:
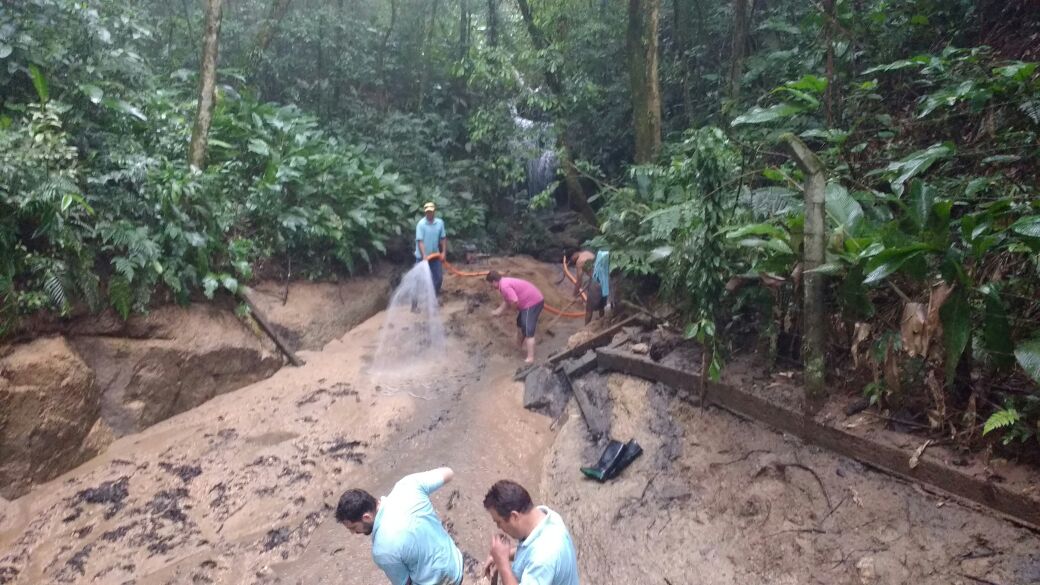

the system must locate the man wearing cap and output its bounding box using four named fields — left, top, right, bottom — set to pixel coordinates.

left=416, top=202, right=447, bottom=298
